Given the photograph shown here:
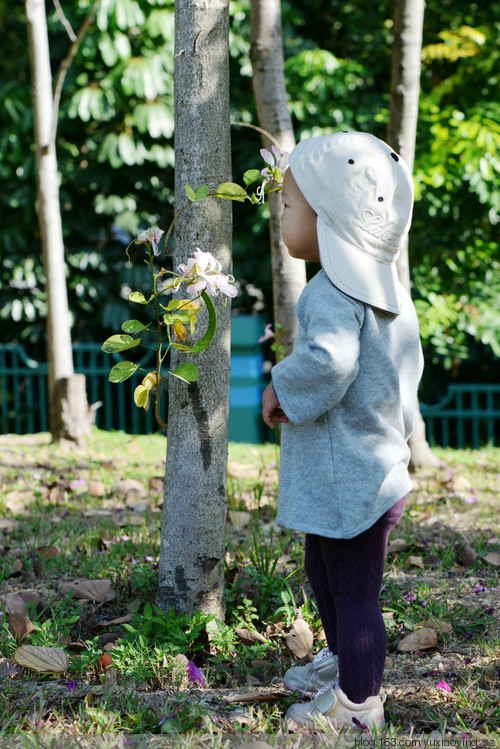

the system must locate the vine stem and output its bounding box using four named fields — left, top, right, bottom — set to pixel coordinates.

left=151, top=258, right=168, bottom=434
